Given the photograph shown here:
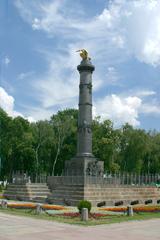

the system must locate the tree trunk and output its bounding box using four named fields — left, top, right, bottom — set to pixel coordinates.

left=35, top=144, right=40, bottom=181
